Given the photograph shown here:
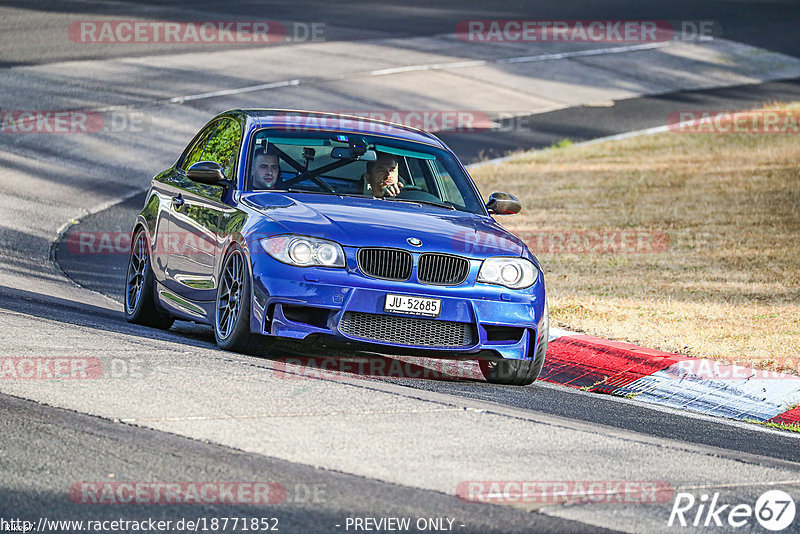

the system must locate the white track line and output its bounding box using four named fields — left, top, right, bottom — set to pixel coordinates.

left=169, top=79, right=300, bottom=103
left=370, top=40, right=680, bottom=77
